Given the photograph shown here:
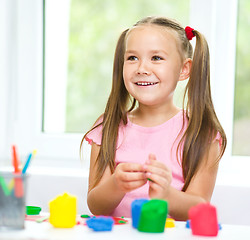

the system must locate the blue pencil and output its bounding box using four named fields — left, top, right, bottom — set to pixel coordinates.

left=22, top=153, right=32, bottom=174
left=22, top=149, right=37, bottom=174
